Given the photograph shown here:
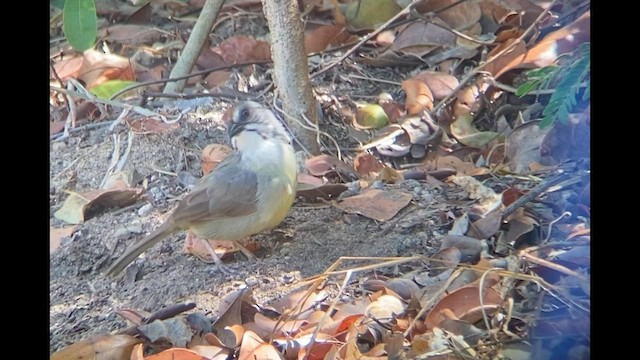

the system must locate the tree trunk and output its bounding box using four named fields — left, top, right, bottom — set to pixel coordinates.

left=261, top=0, right=320, bottom=155
left=163, top=0, right=225, bottom=94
